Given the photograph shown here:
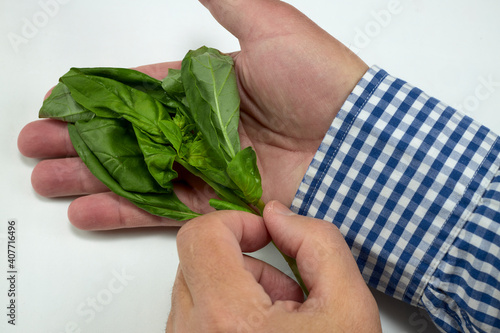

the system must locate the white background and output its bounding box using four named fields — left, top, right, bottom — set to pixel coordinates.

left=2, top=0, right=500, bottom=332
